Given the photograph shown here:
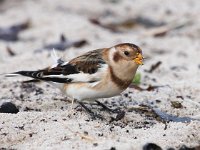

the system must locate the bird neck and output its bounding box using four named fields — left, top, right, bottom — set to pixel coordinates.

left=111, top=64, right=138, bottom=81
